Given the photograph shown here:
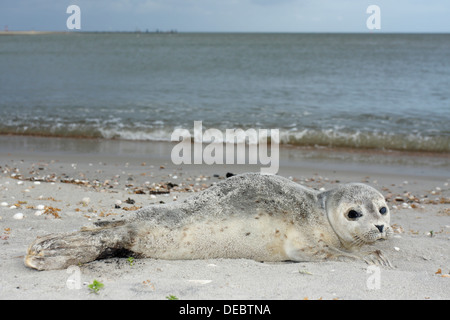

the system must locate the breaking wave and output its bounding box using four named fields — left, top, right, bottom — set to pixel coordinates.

left=1, top=123, right=448, bottom=153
